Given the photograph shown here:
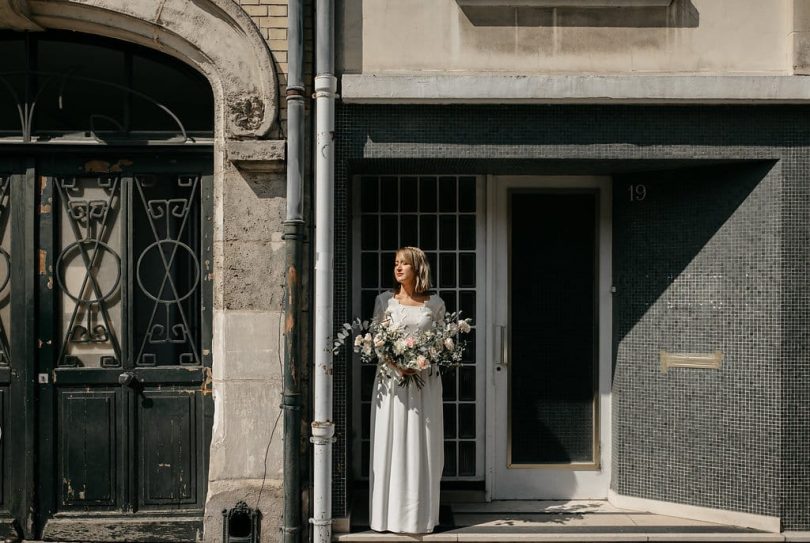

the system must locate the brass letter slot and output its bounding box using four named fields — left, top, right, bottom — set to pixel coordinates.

left=660, top=351, right=723, bottom=373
